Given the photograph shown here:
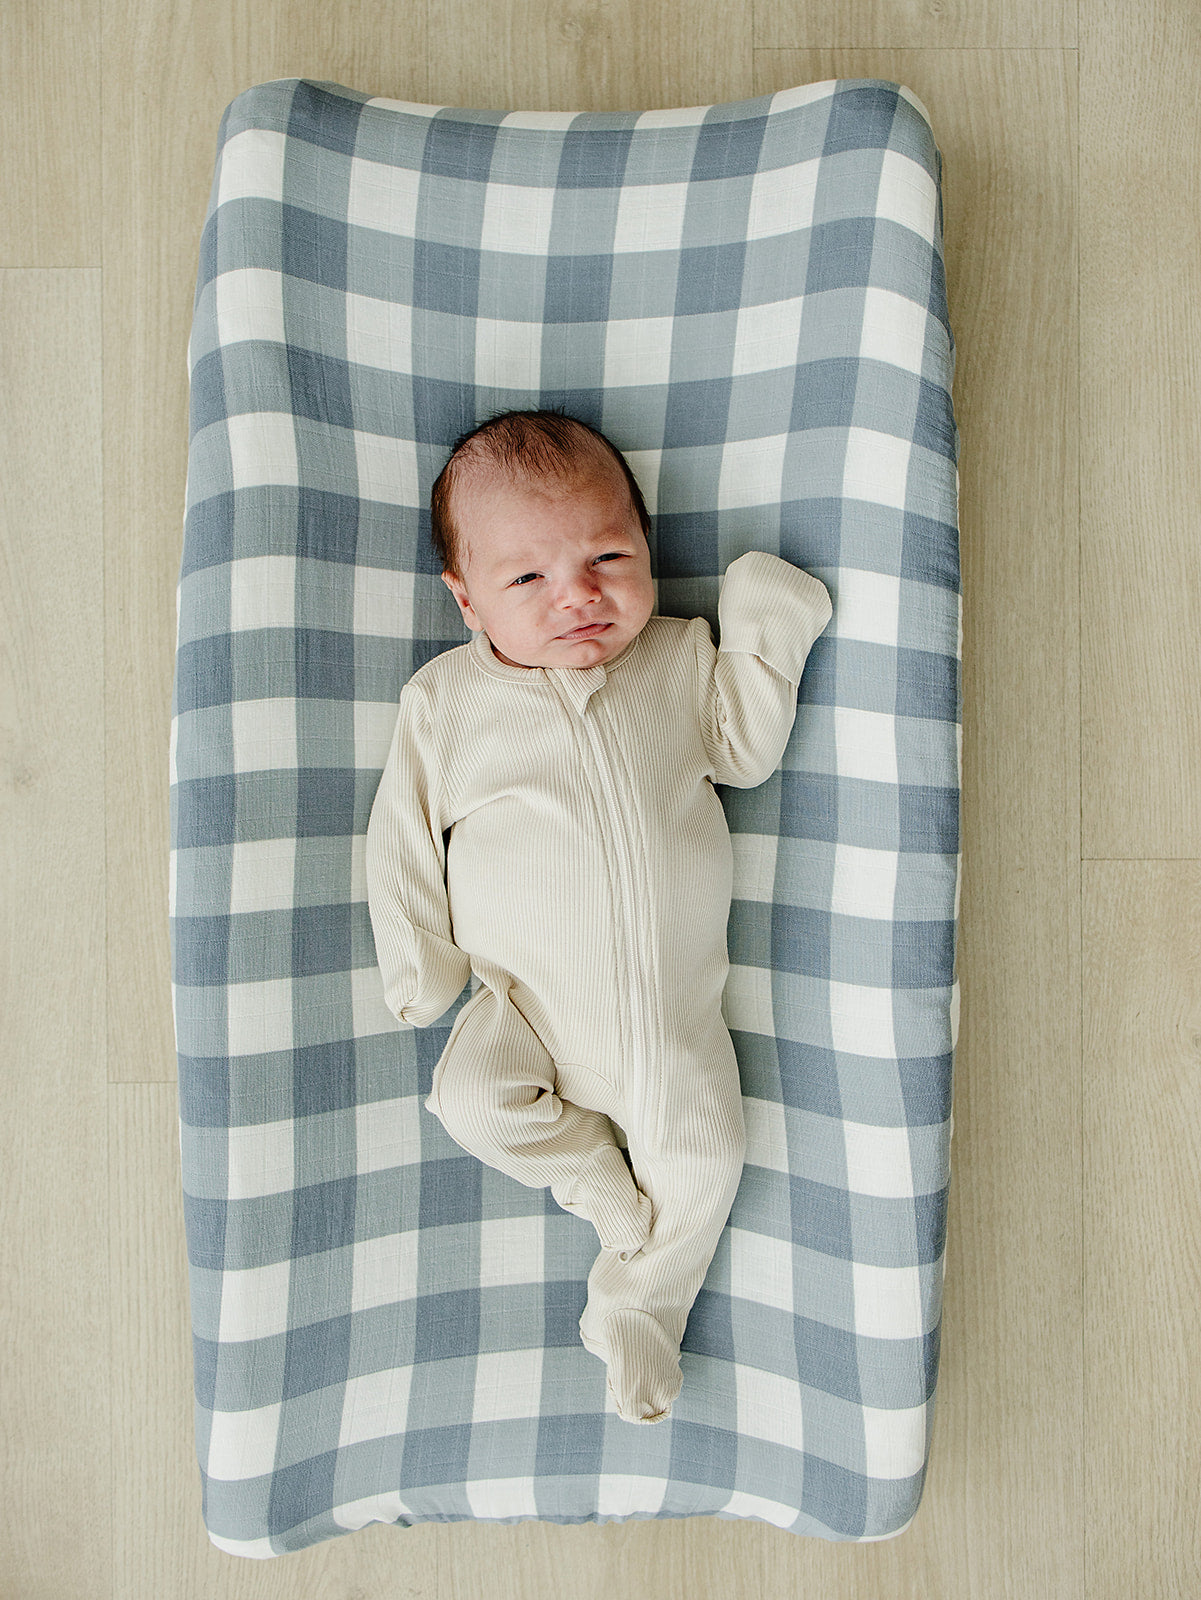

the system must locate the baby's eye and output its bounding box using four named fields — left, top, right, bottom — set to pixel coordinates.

left=510, top=553, right=626, bottom=587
